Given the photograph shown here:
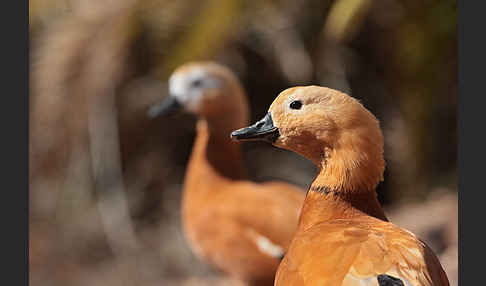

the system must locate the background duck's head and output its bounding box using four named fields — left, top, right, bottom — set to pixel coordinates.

left=233, top=85, right=385, bottom=192
left=148, top=62, right=248, bottom=126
